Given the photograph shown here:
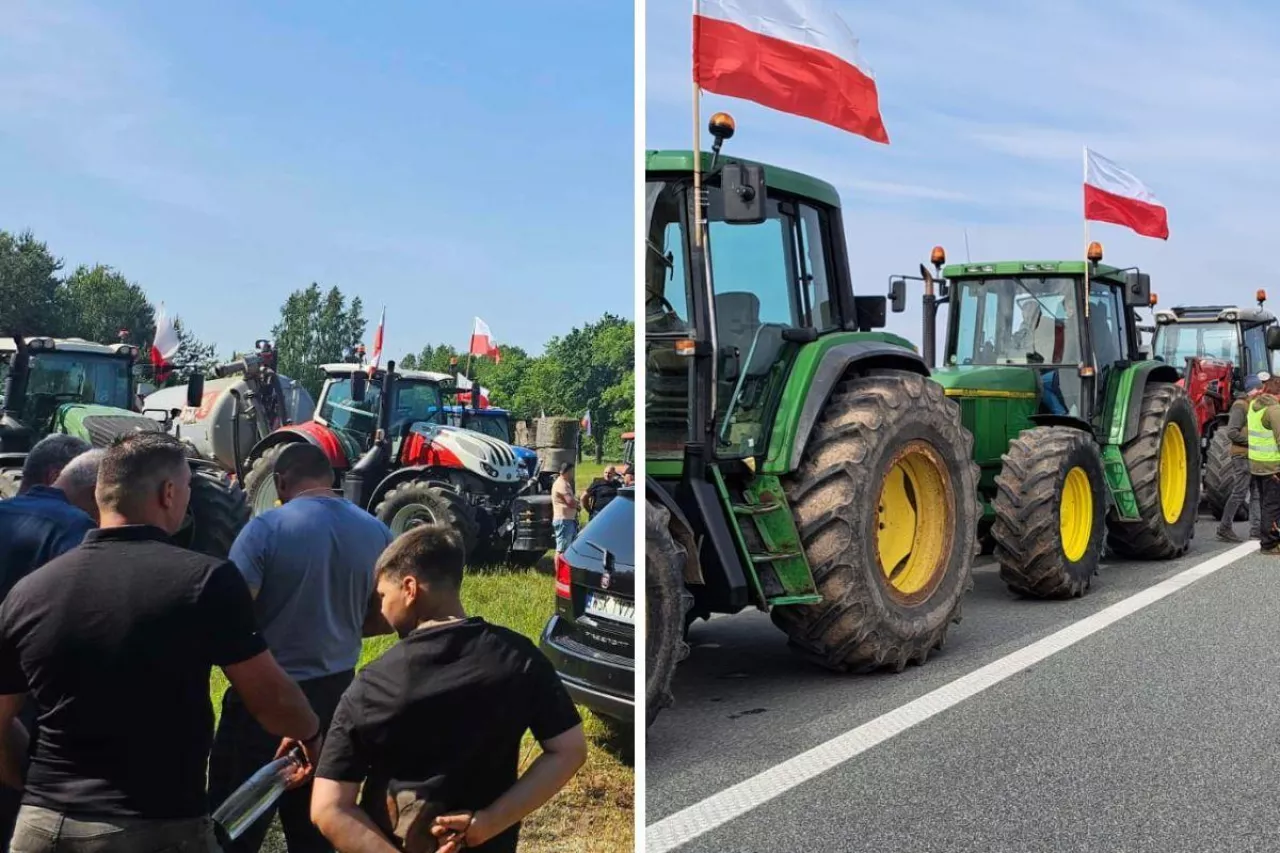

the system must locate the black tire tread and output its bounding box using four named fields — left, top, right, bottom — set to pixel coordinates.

left=373, top=480, right=481, bottom=555
left=646, top=500, right=692, bottom=727
left=184, top=467, right=251, bottom=558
